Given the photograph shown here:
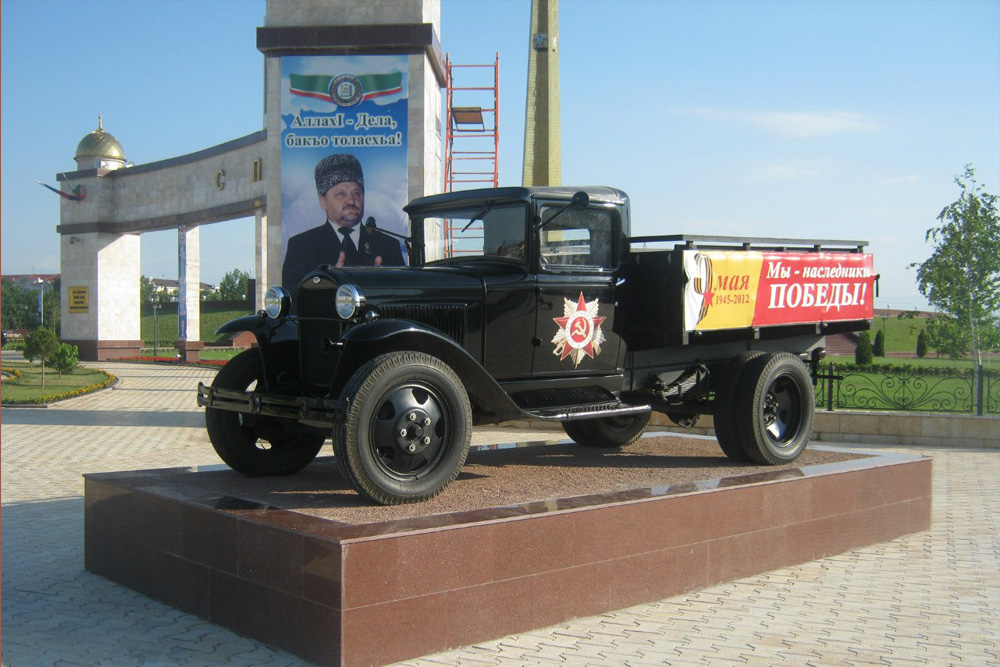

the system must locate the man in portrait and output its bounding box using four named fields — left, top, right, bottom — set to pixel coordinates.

left=281, top=153, right=405, bottom=290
